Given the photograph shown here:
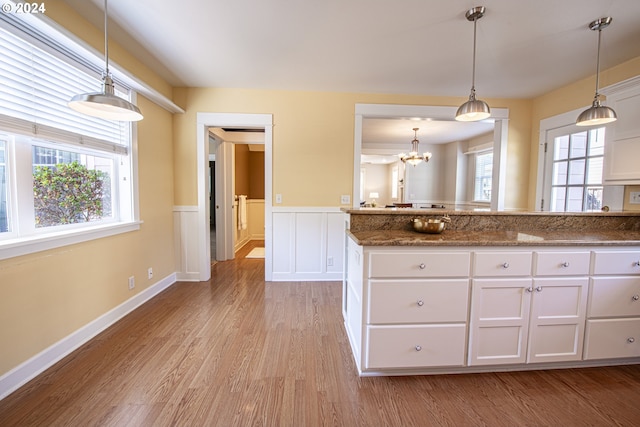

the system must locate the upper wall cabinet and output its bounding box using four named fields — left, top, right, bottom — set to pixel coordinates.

left=603, top=77, right=640, bottom=184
